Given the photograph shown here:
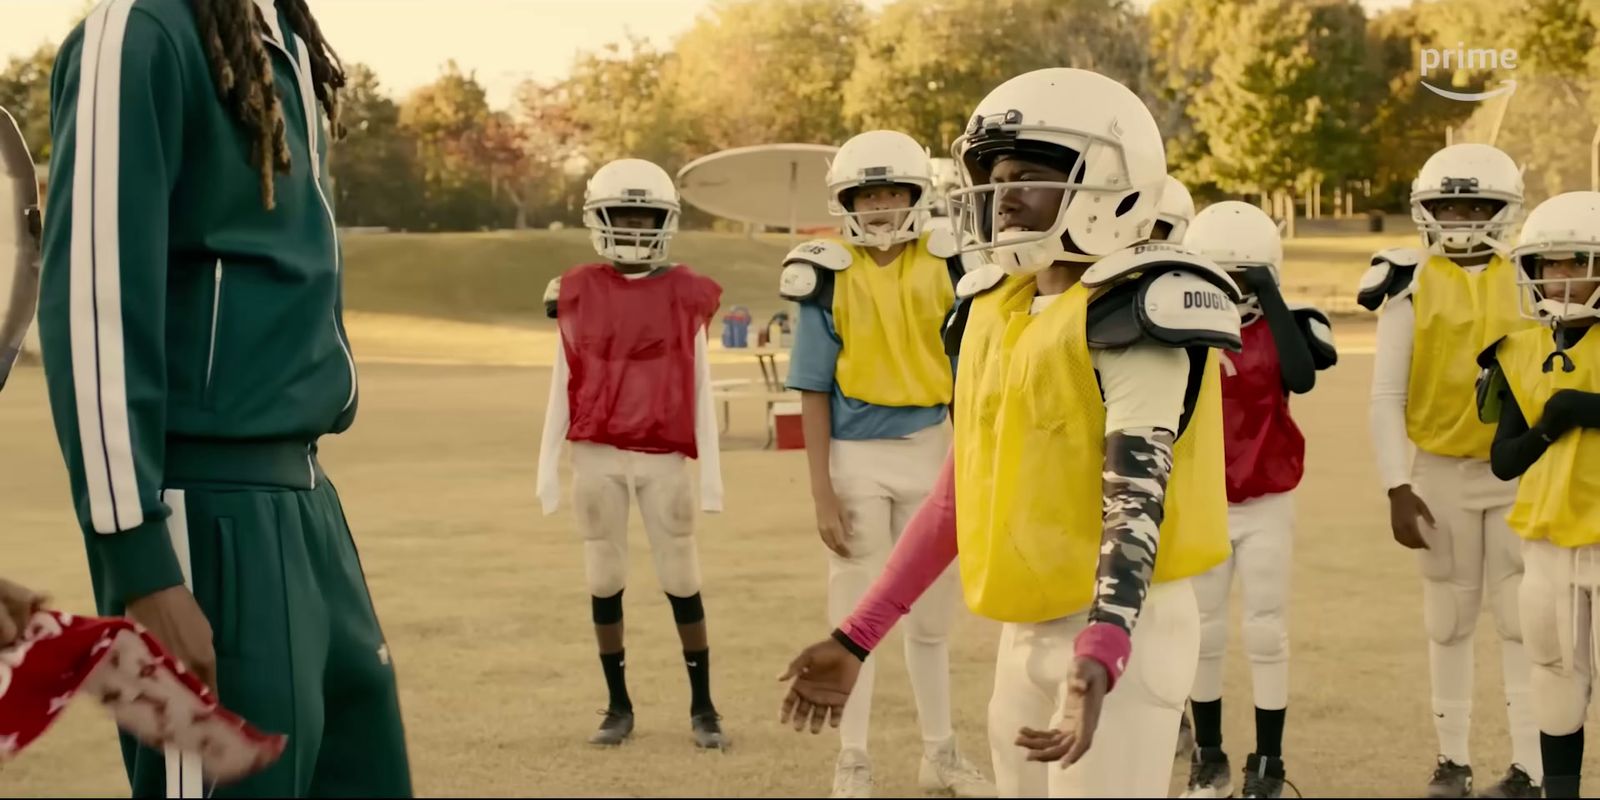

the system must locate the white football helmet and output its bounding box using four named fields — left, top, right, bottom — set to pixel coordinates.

left=1184, top=201, right=1282, bottom=322
left=827, top=130, right=934, bottom=249
left=583, top=158, right=680, bottom=264
left=1511, top=190, right=1600, bottom=324
left=1152, top=175, right=1195, bottom=242
left=949, top=68, right=1167, bottom=275
left=1410, top=143, right=1523, bottom=257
